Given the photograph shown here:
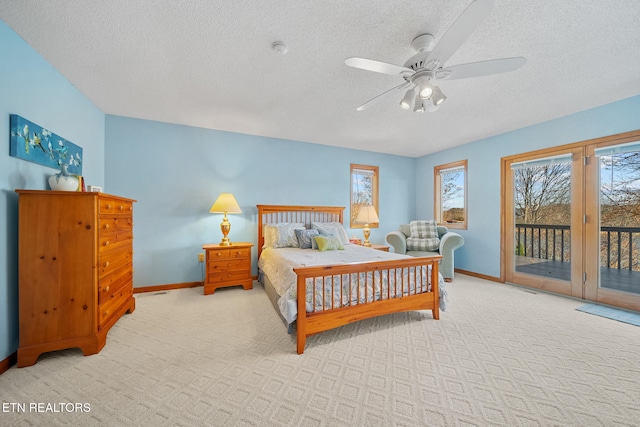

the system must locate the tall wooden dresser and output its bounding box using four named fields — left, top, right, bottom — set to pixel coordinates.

left=16, top=190, right=136, bottom=367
